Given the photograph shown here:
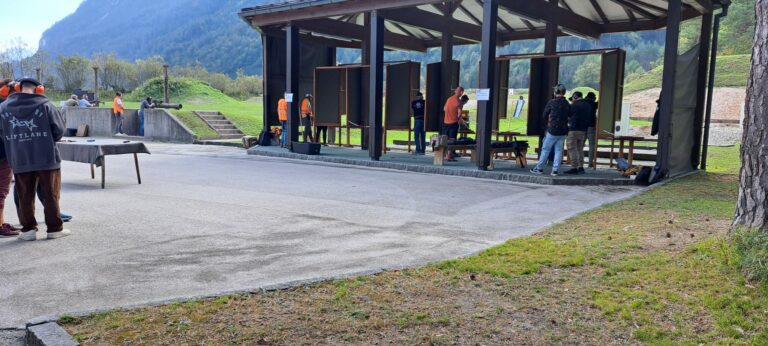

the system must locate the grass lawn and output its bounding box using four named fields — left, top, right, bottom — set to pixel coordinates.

left=61, top=145, right=767, bottom=345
